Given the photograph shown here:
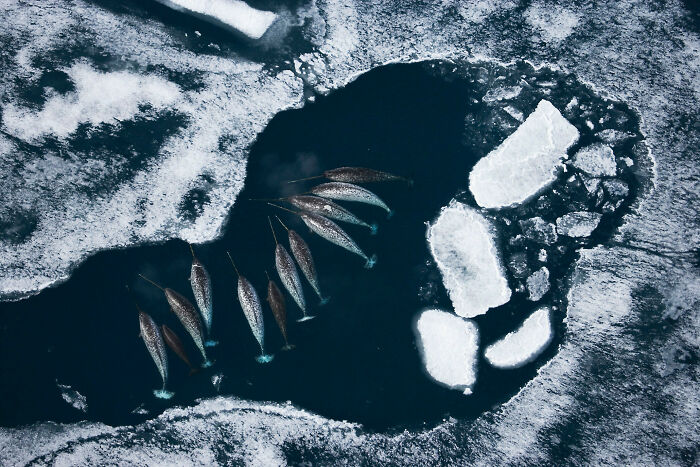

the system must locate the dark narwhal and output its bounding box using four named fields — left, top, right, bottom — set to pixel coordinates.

left=310, top=182, right=392, bottom=218
left=162, top=324, right=199, bottom=376
left=138, top=275, right=212, bottom=368
left=276, top=215, right=328, bottom=305
left=286, top=195, right=377, bottom=235
left=136, top=306, right=173, bottom=399
left=287, top=167, right=412, bottom=185
left=269, top=204, right=377, bottom=269
left=226, top=252, right=274, bottom=363
left=268, top=217, right=313, bottom=322
left=265, top=270, right=294, bottom=351
left=188, top=244, right=216, bottom=347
